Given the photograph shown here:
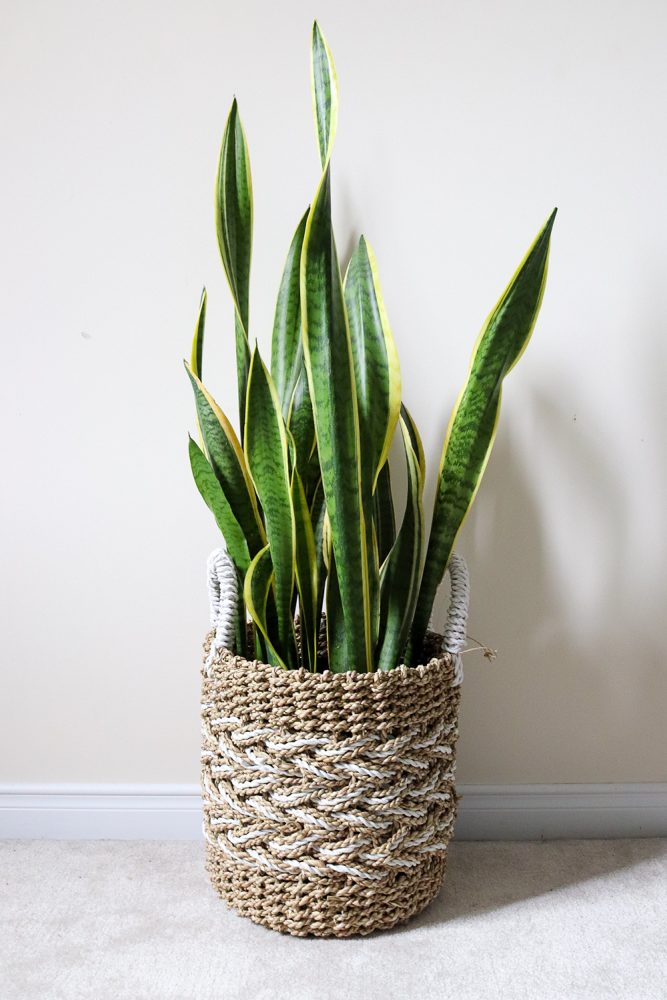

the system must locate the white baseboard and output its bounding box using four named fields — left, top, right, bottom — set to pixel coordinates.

left=0, top=783, right=665, bottom=841
left=454, top=784, right=667, bottom=840
left=0, top=785, right=202, bottom=841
